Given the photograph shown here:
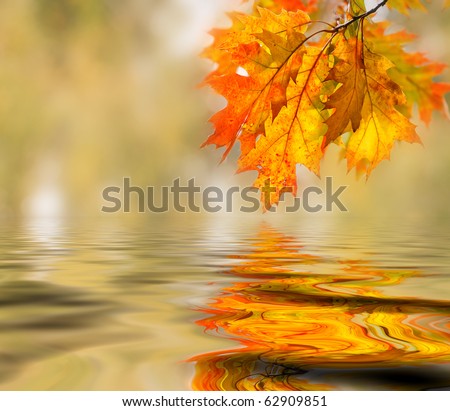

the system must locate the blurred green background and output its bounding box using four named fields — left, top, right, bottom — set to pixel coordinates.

left=0, top=0, right=449, bottom=223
